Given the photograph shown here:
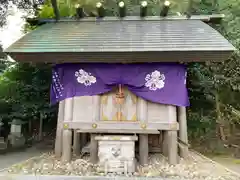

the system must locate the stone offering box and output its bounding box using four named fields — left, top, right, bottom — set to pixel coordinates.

left=95, top=135, right=138, bottom=173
